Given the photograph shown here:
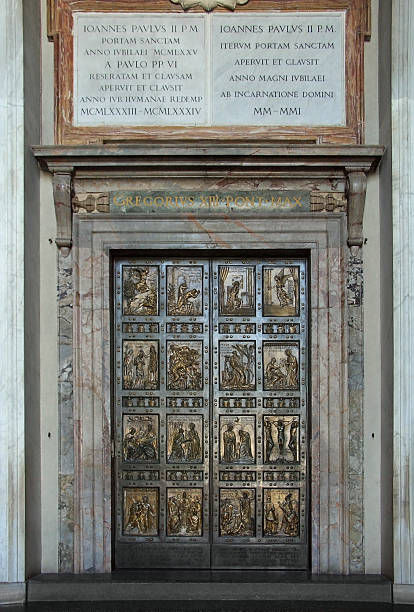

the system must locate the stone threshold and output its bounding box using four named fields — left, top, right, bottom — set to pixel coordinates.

left=27, top=572, right=392, bottom=603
